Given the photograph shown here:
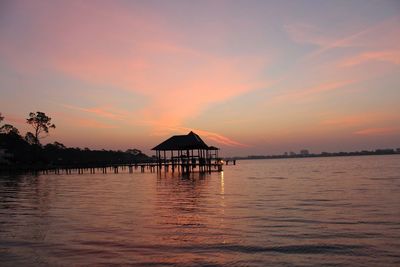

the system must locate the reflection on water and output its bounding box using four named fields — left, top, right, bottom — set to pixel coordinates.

left=1, top=155, right=400, bottom=266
